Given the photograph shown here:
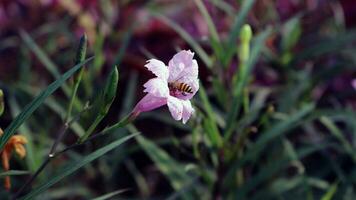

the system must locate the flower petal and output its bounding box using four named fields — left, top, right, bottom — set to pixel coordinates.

left=145, top=59, right=169, bottom=80
left=167, top=96, right=183, bottom=120
left=143, top=78, right=169, bottom=97
left=132, top=94, right=167, bottom=115
left=182, top=100, right=194, bottom=124
left=14, top=144, right=26, bottom=159
left=168, top=50, right=196, bottom=82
